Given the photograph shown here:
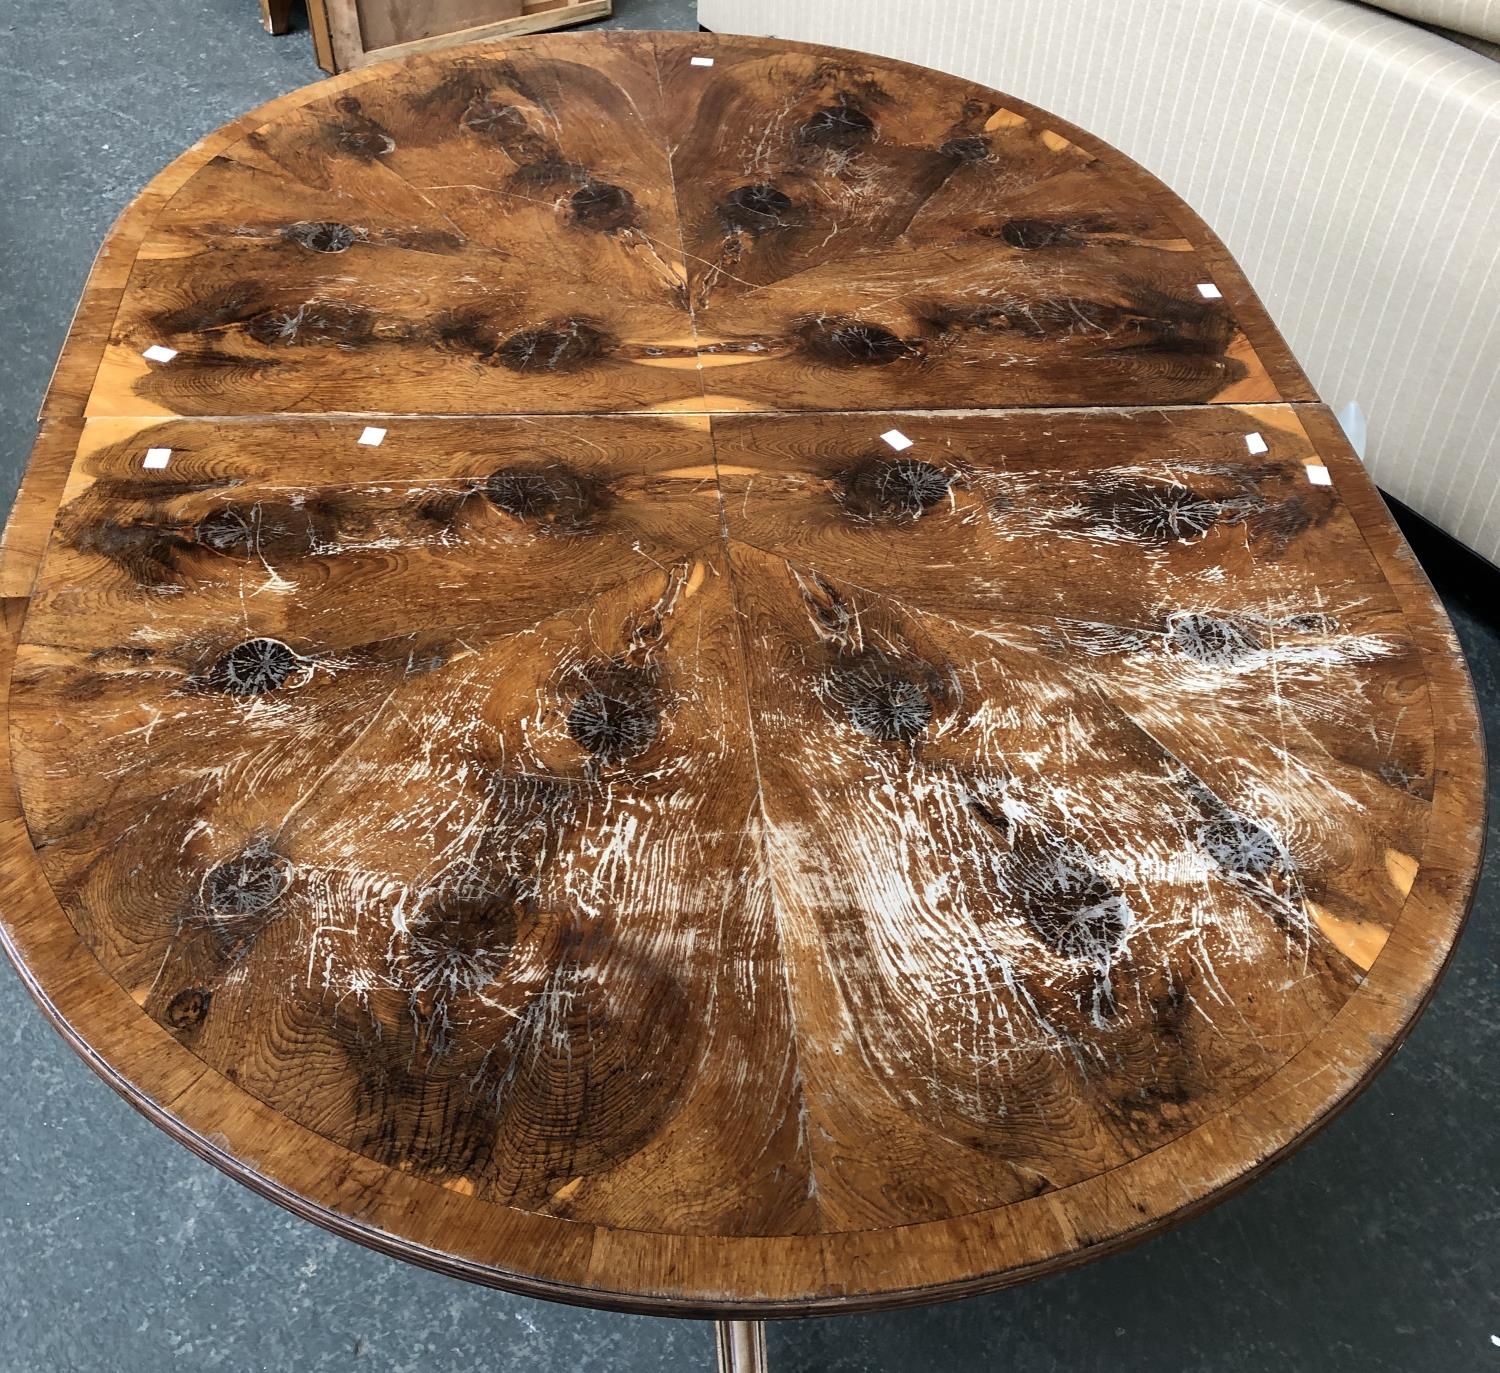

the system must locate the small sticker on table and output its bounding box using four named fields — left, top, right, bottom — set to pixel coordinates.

left=142, top=344, right=178, bottom=363
left=1244, top=431, right=1268, bottom=454
left=880, top=429, right=914, bottom=451
left=690, top=56, right=715, bottom=66
left=1196, top=283, right=1223, bottom=299
left=143, top=447, right=172, bottom=469
left=1306, top=464, right=1332, bottom=486
left=358, top=426, right=387, bottom=447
